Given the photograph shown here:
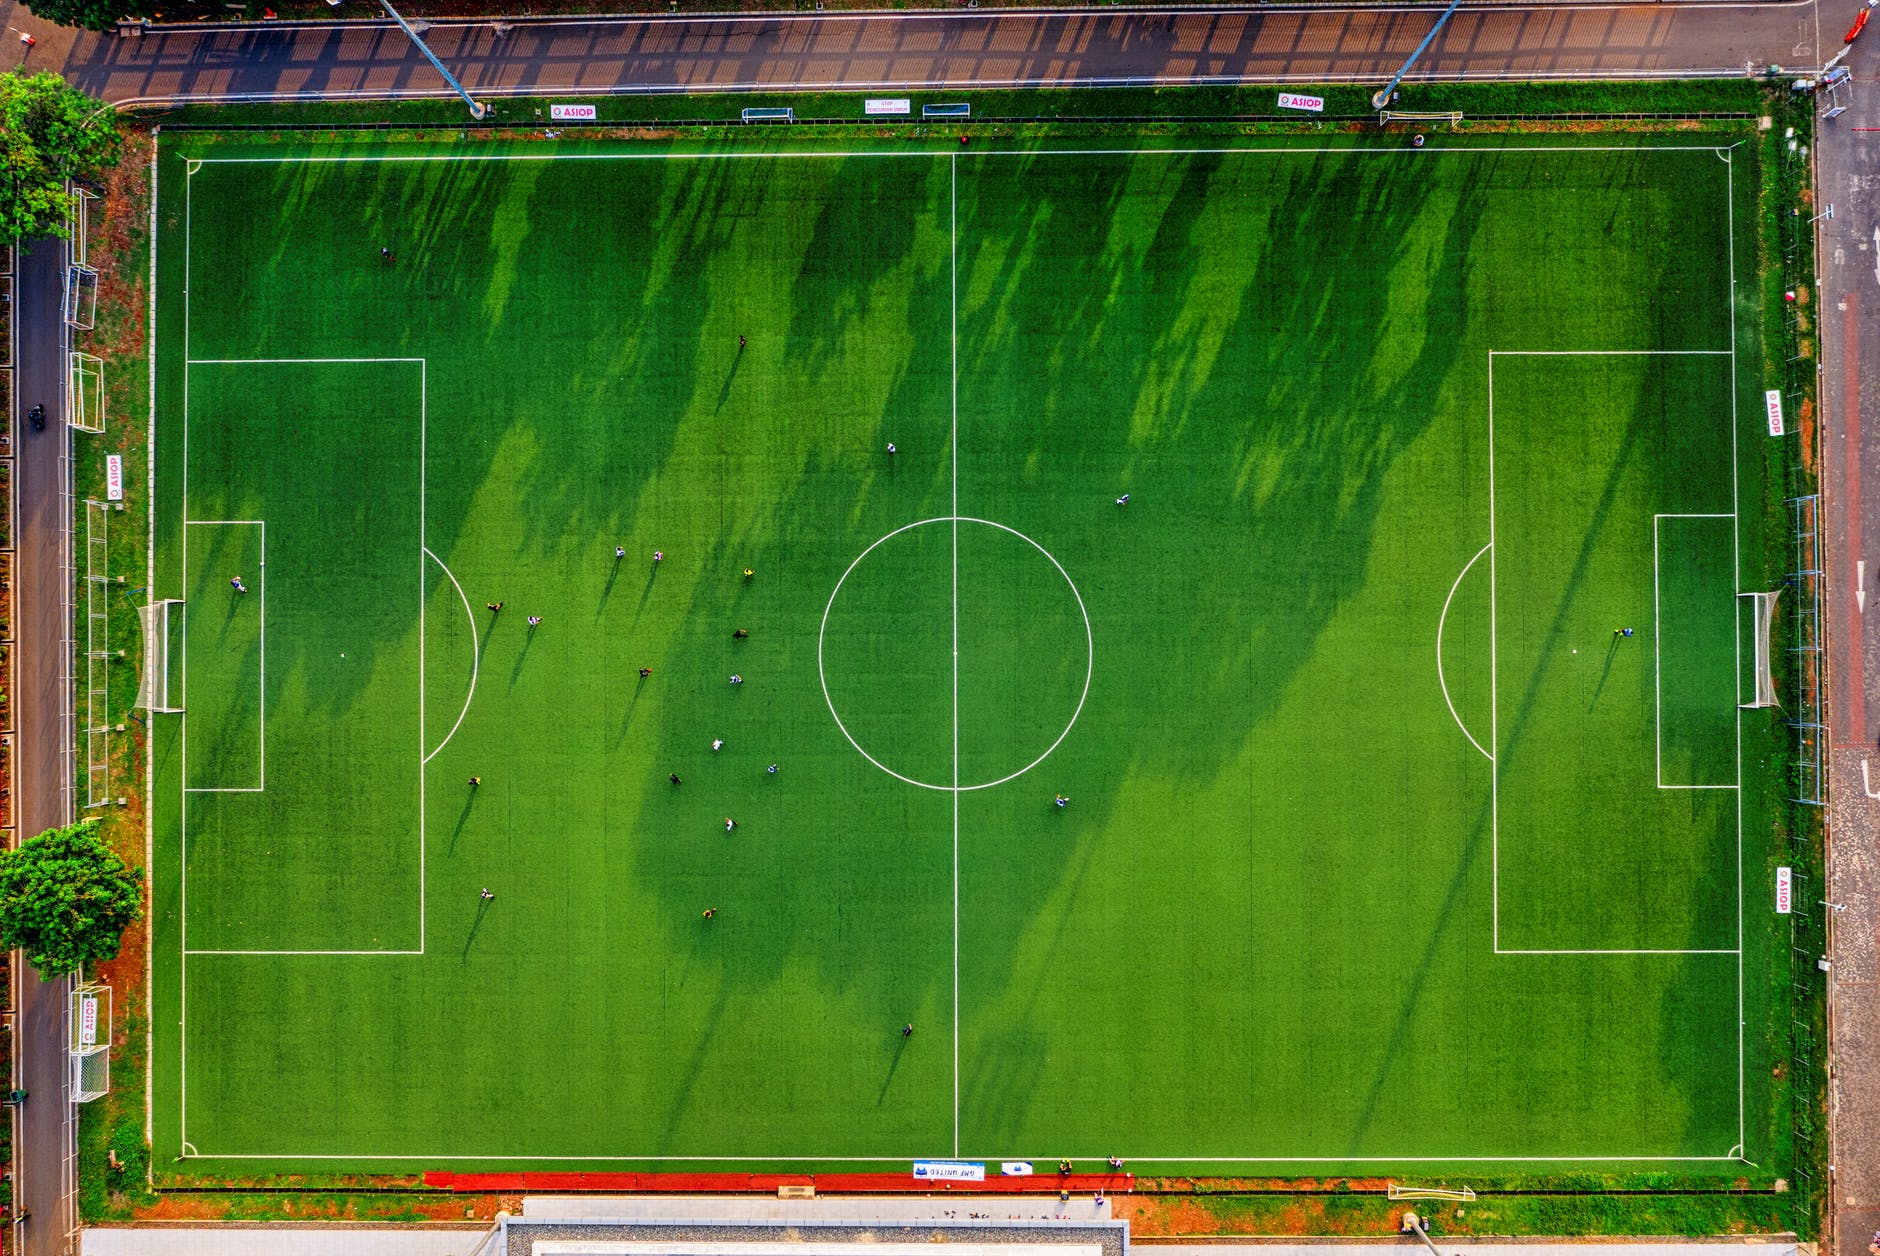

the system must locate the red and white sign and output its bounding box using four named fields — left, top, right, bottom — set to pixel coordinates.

left=79, top=994, right=98, bottom=1046
left=1765, top=389, right=1785, bottom=437
left=1278, top=92, right=1325, bottom=113
left=106, top=454, right=123, bottom=501
left=550, top=104, right=597, bottom=121
left=1776, top=866, right=1793, bottom=914
left=865, top=98, right=911, bottom=116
